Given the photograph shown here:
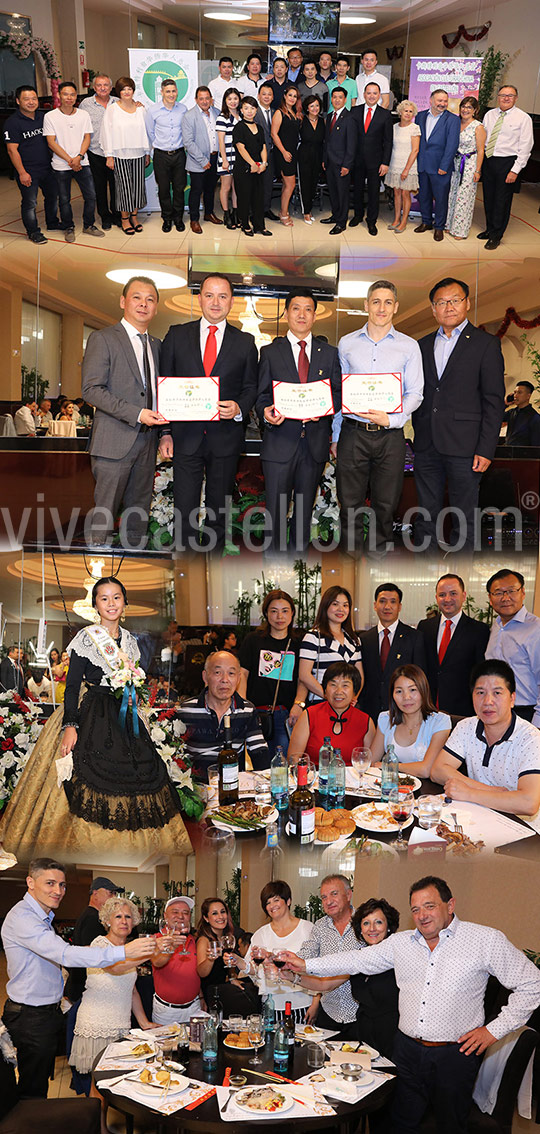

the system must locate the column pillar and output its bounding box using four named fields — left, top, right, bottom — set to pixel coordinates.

left=61, top=313, right=85, bottom=396
left=0, top=284, right=23, bottom=401
left=174, top=558, right=209, bottom=625
left=52, top=0, right=87, bottom=90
